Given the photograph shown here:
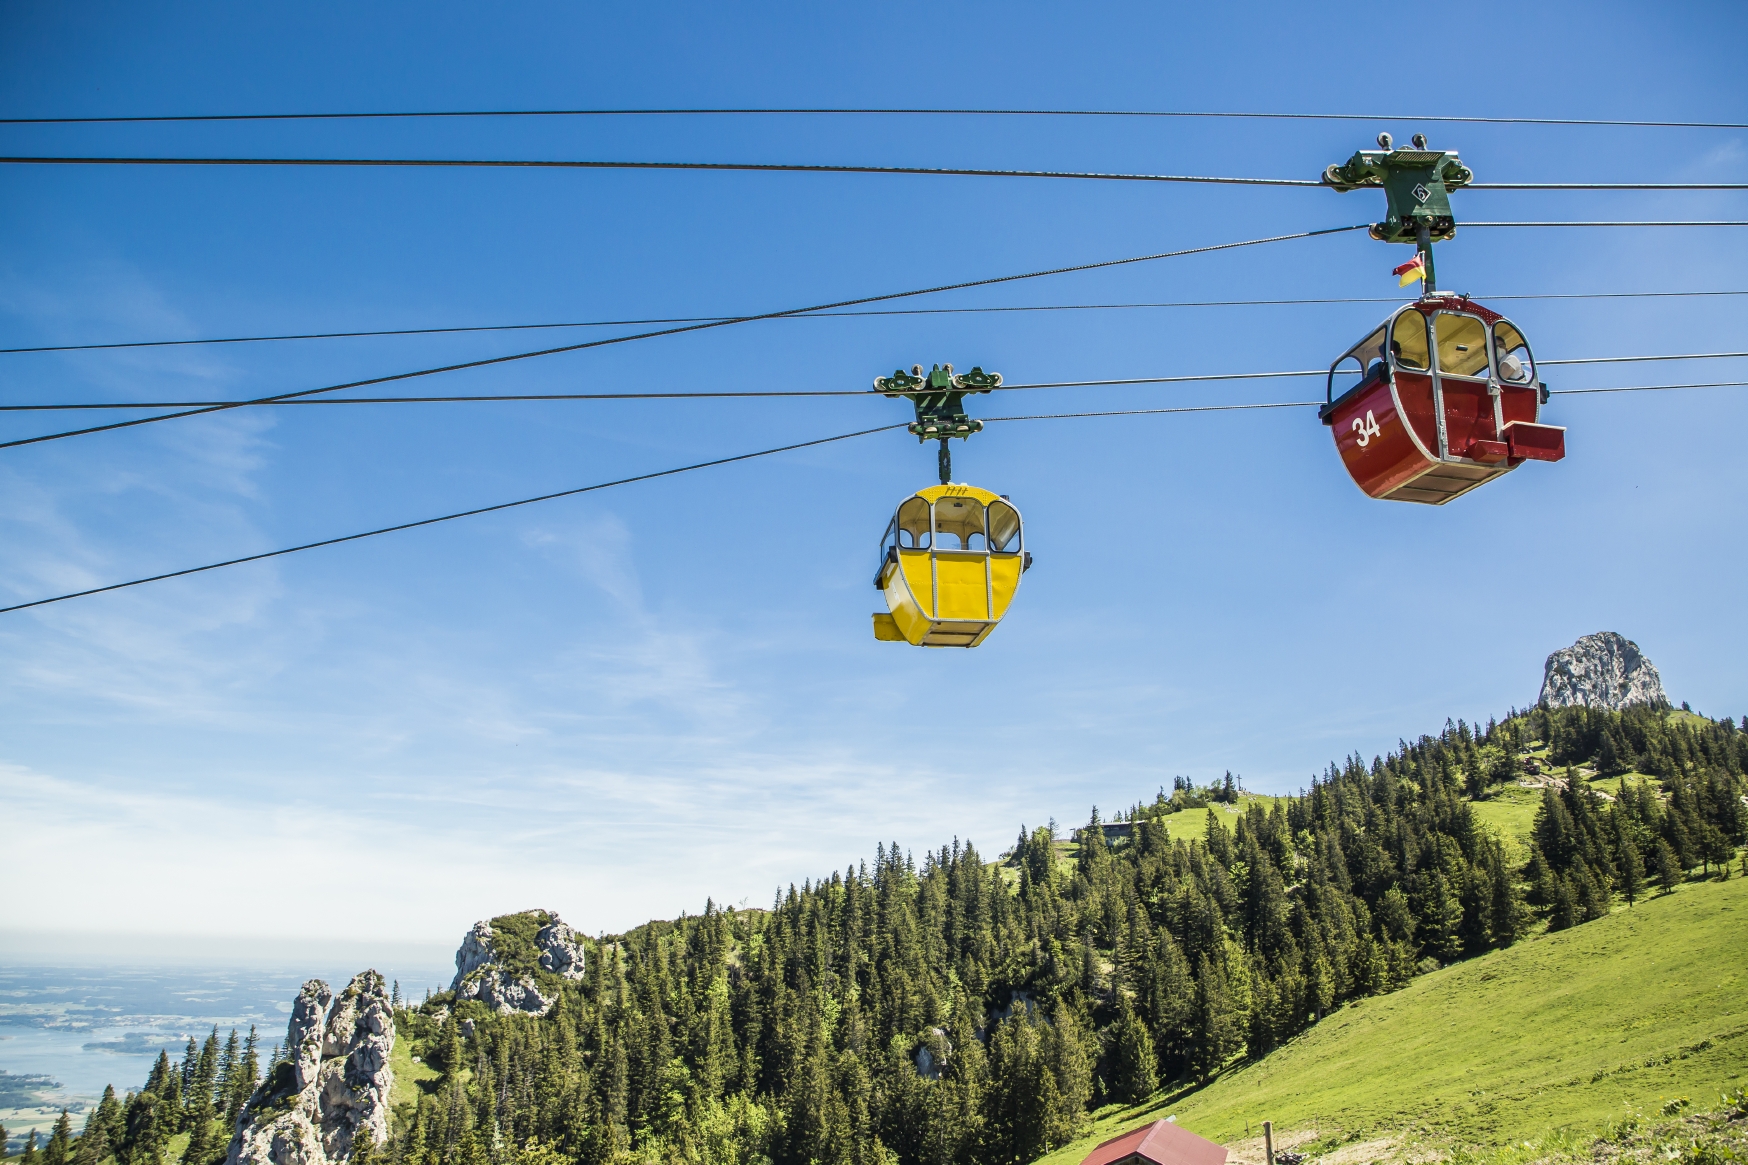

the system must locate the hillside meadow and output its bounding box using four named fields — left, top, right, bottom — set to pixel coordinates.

left=1039, top=871, right=1748, bottom=1159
